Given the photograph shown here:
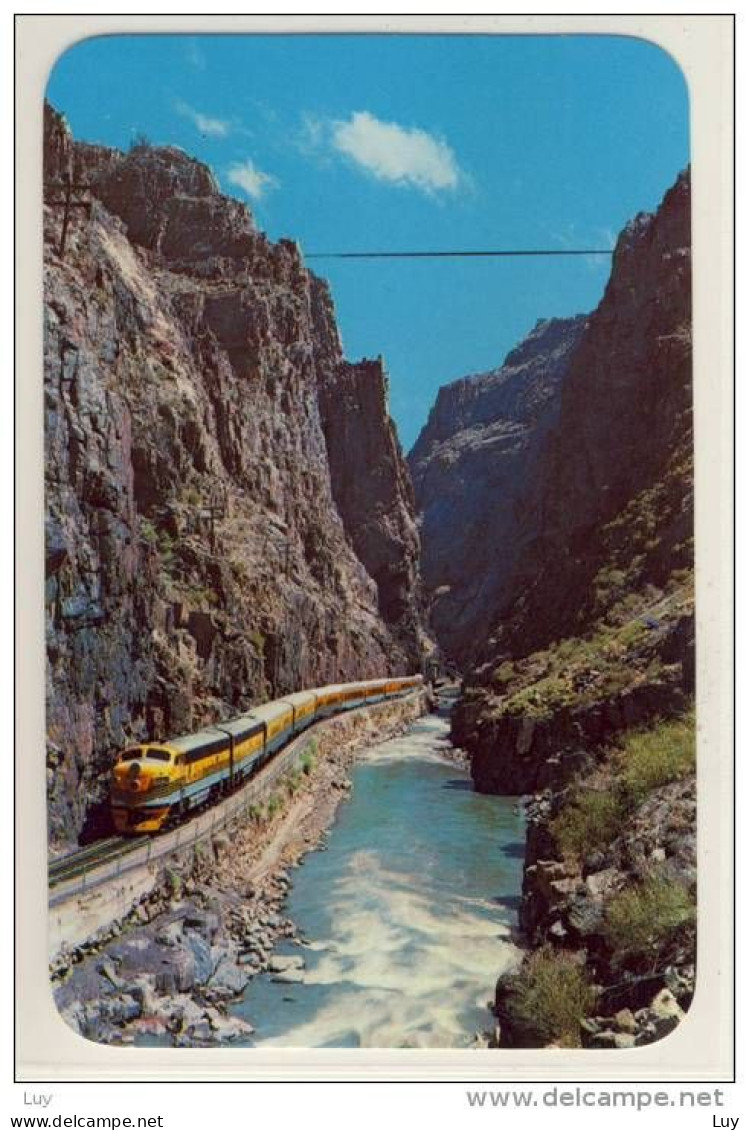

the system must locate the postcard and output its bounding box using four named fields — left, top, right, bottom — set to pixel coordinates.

left=14, top=13, right=734, bottom=1082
